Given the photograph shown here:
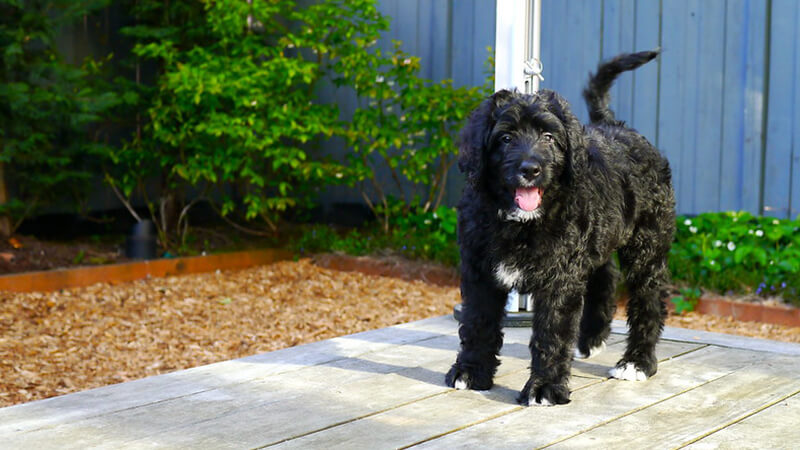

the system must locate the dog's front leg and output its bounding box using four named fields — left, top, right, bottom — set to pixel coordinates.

left=446, top=272, right=507, bottom=391
left=518, top=290, right=582, bottom=406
